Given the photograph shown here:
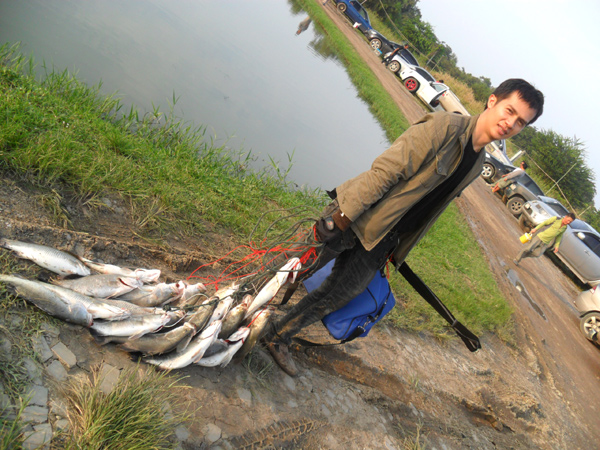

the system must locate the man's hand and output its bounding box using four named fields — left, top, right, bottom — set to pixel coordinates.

left=314, top=210, right=352, bottom=244
left=554, top=247, right=559, bottom=253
